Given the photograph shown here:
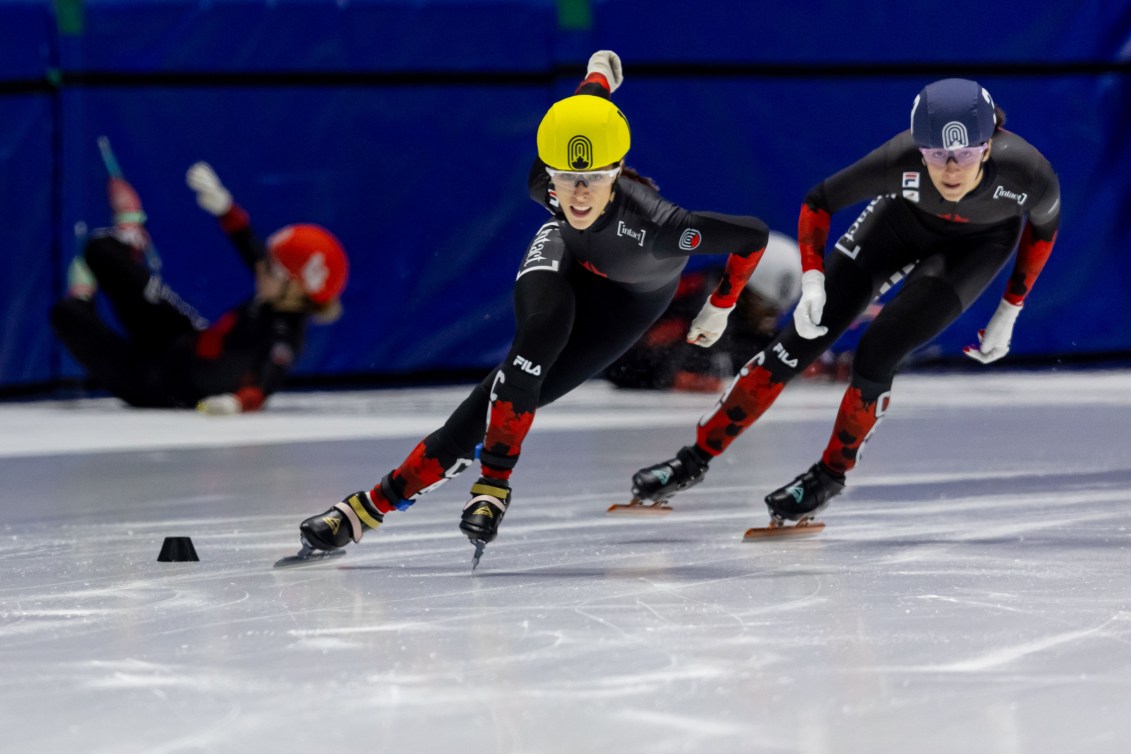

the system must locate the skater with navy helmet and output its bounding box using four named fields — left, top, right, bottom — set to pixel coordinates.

left=293, top=51, right=772, bottom=567
left=632, top=78, right=1061, bottom=533
left=51, top=161, right=349, bottom=414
